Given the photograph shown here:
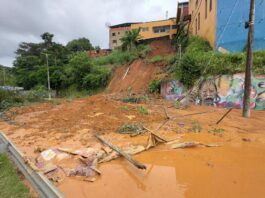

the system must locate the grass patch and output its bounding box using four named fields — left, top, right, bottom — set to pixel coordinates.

left=137, top=106, right=149, bottom=115
left=0, top=154, right=33, bottom=198
left=117, top=123, right=145, bottom=136
left=189, top=121, right=202, bottom=133
left=147, top=55, right=175, bottom=64
left=208, top=128, right=225, bottom=137
left=148, top=79, right=162, bottom=94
